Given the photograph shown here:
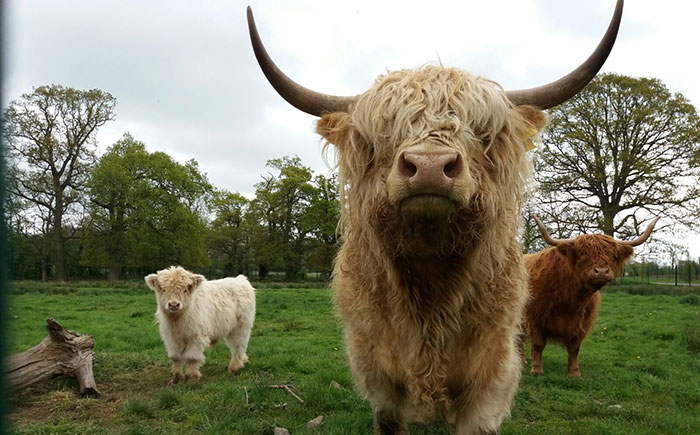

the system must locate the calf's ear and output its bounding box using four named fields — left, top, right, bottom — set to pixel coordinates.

left=189, top=274, right=205, bottom=292
left=145, top=274, right=159, bottom=291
